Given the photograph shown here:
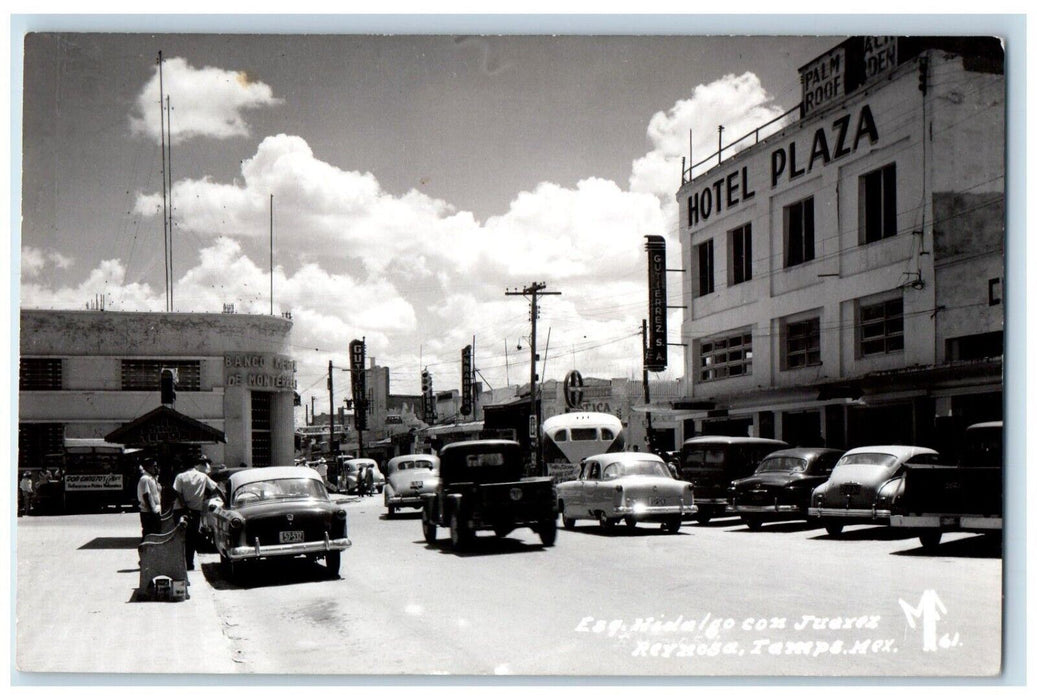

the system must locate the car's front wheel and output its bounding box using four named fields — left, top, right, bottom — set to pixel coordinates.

left=422, top=508, right=437, bottom=544
left=387, top=505, right=397, bottom=518
left=695, top=512, right=712, bottom=525
left=450, top=510, right=472, bottom=549
left=919, top=529, right=942, bottom=552
left=662, top=516, right=681, bottom=534
left=824, top=521, right=844, bottom=536
left=598, top=512, right=615, bottom=531
left=539, top=518, right=558, bottom=546
left=742, top=516, right=763, bottom=531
